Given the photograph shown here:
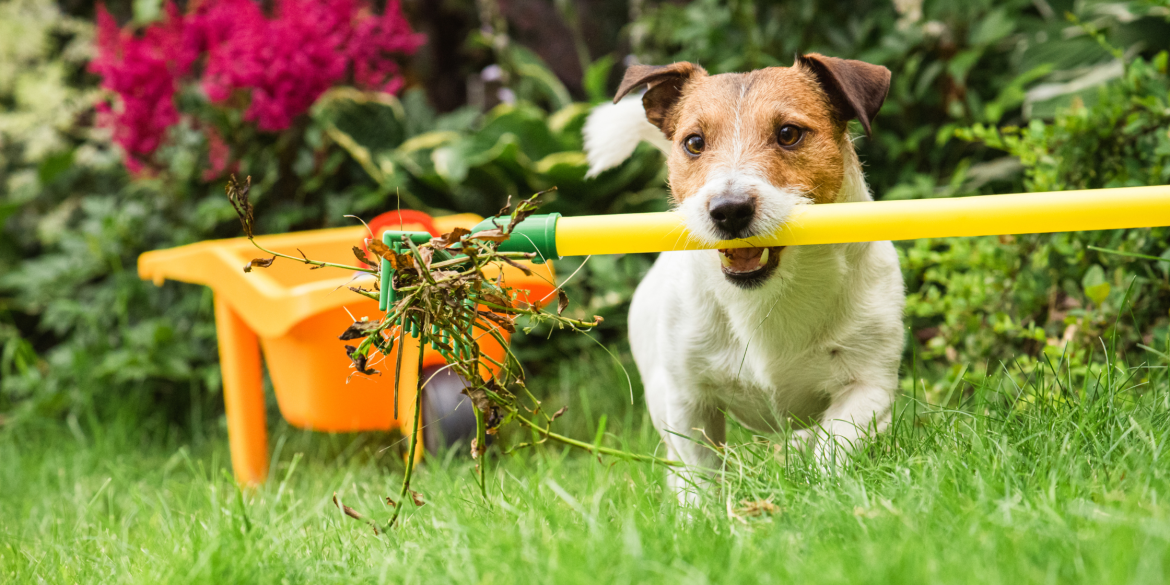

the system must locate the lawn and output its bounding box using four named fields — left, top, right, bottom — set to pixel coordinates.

left=3, top=347, right=1169, bottom=584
